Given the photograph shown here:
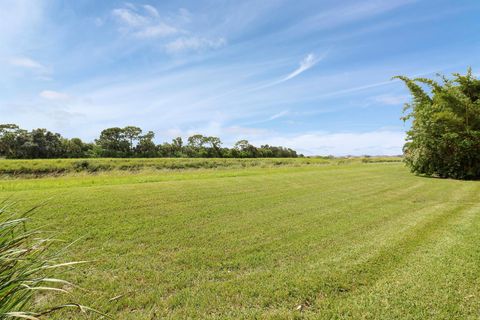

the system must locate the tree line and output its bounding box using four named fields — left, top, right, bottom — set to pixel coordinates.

left=0, top=124, right=300, bottom=159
